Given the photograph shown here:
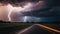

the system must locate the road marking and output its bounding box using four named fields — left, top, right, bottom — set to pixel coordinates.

left=35, top=24, right=60, bottom=33
left=16, top=26, right=33, bottom=34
